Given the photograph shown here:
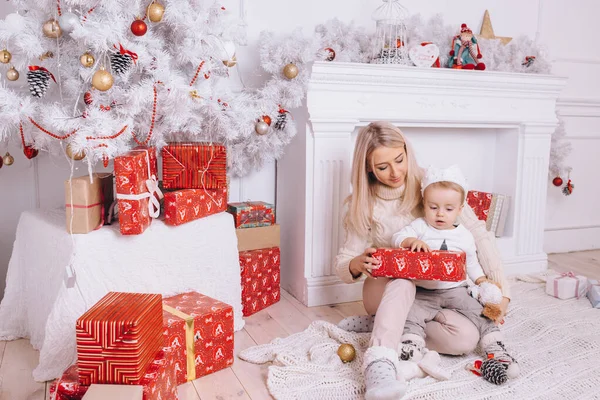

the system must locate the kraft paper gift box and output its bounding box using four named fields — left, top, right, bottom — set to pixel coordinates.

left=114, top=147, right=162, bottom=235
left=545, top=272, right=588, bottom=300
left=76, top=292, right=164, bottom=385
left=163, top=291, right=234, bottom=385
left=163, top=187, right=227, bottom=226
left=162, top=142, right=227, bottom=190
left=227, top=201, right=275, bottom=229
left=239, top=247, right=281, bottom=316
left=65, top=173, right=114, bottom=234
left=587, top=279, right=600, bottom=308
left=82, top=384, right=143, bottom=399
left=371, top=248, right=467, bottom=282
left=235, top=224, right=280, bottom=252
